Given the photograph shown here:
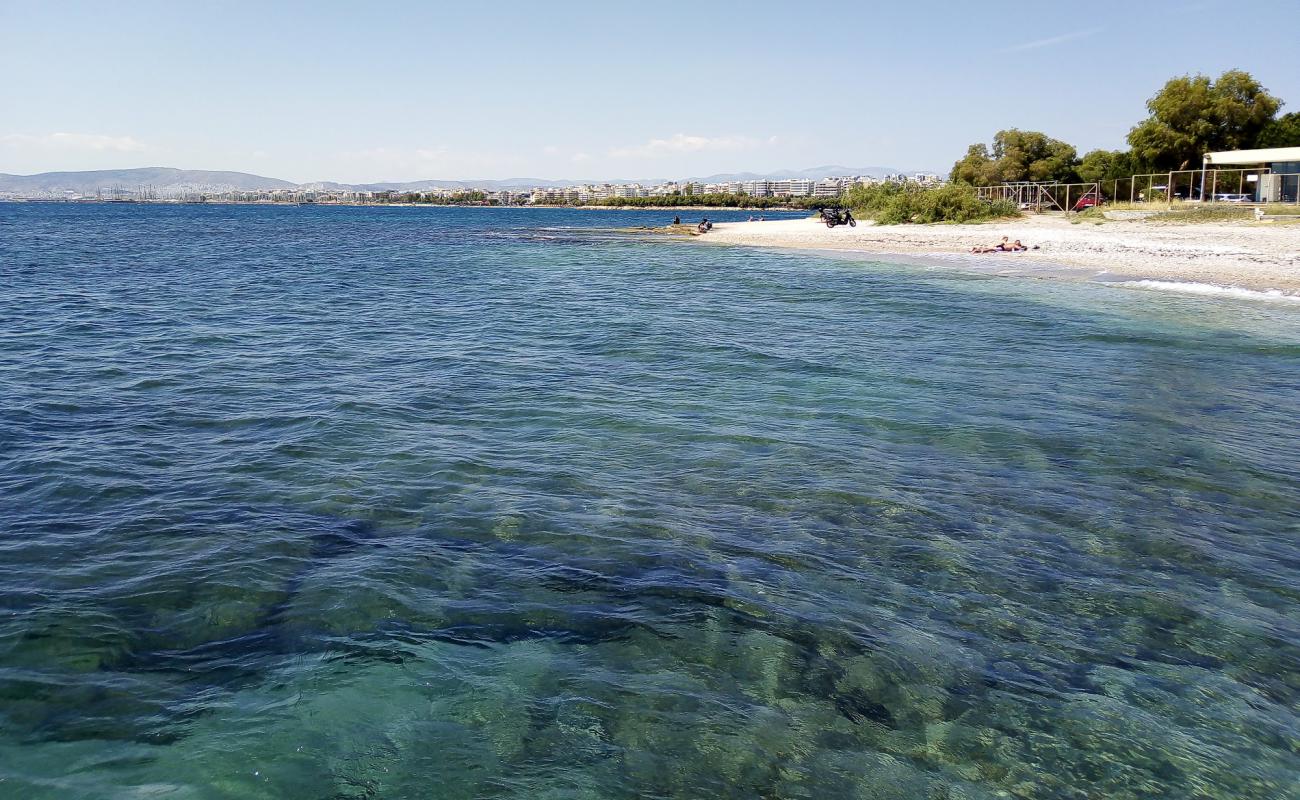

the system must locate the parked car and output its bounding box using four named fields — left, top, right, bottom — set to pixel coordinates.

left=1213, top=193, right=1252, bottom=203
left=1072, top=193, right=1101, bottom=211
